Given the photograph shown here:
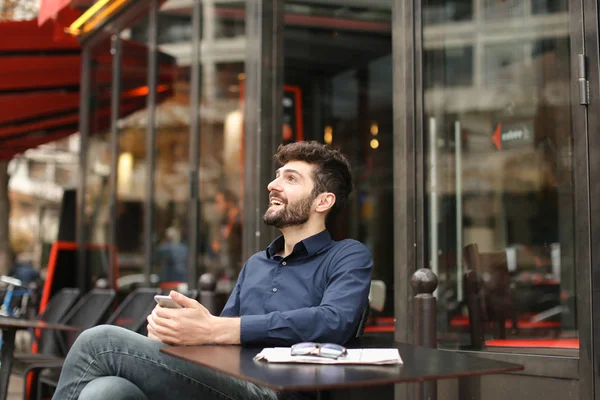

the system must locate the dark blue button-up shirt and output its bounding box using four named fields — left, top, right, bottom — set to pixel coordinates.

left=220, top=229, right=373, bottom=346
